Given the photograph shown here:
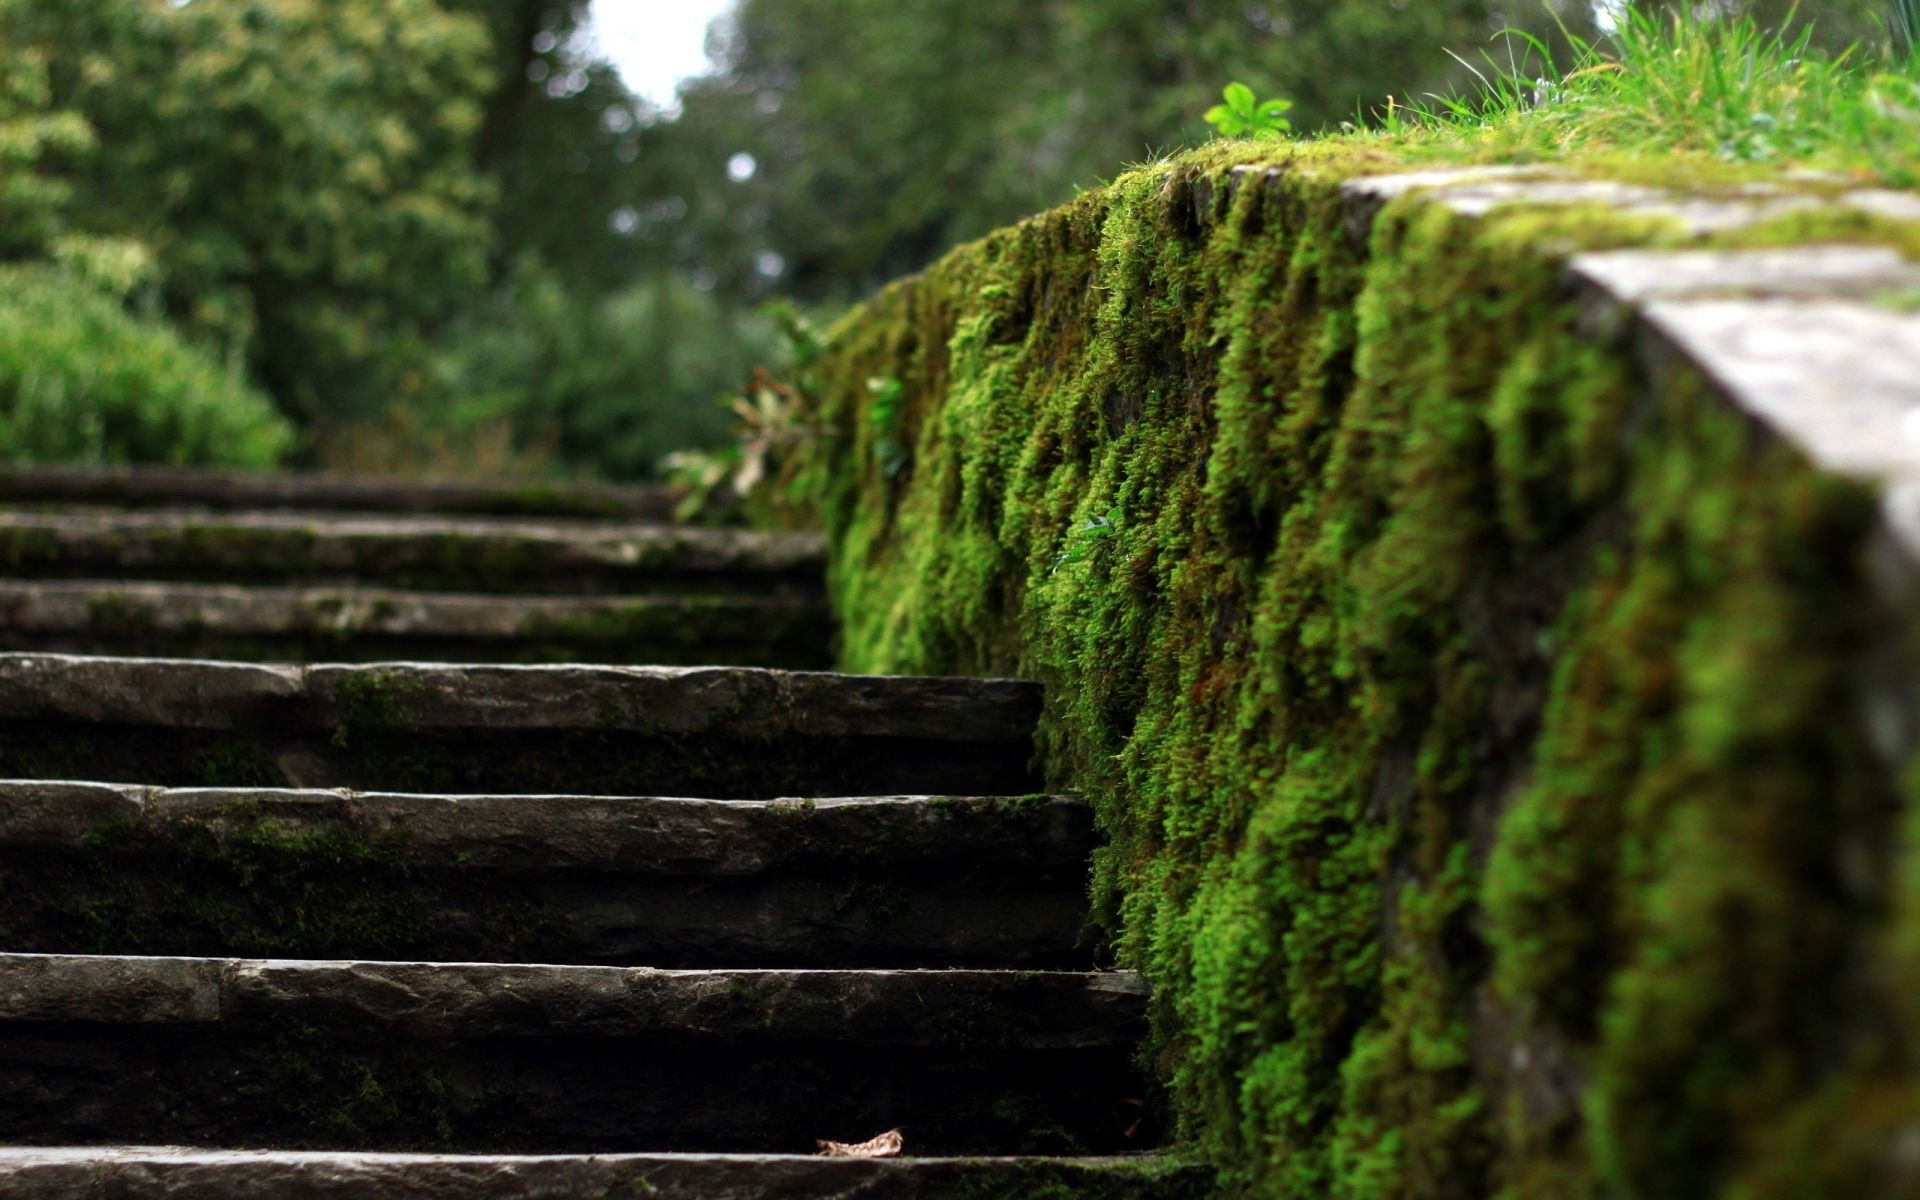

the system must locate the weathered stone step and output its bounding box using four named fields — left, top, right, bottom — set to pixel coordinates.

left=0, top=464, right=677, bottom=520
left=0, top=783, right=1094, bottom=967
left=0, top=655, right=1041, bottom=797
left=0, top=580, right=831, bottom=668
left=0, top=954, right=1147, bottom=1154
left=0, top=511, right=823, bottom=595
left=0, top=1148, right=1209, bottom=1199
